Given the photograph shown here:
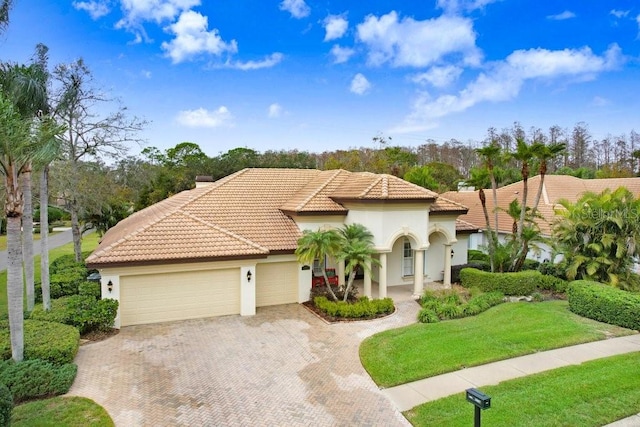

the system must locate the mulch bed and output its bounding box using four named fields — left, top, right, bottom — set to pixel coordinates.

left=80, top=328, right=119, bottom=344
